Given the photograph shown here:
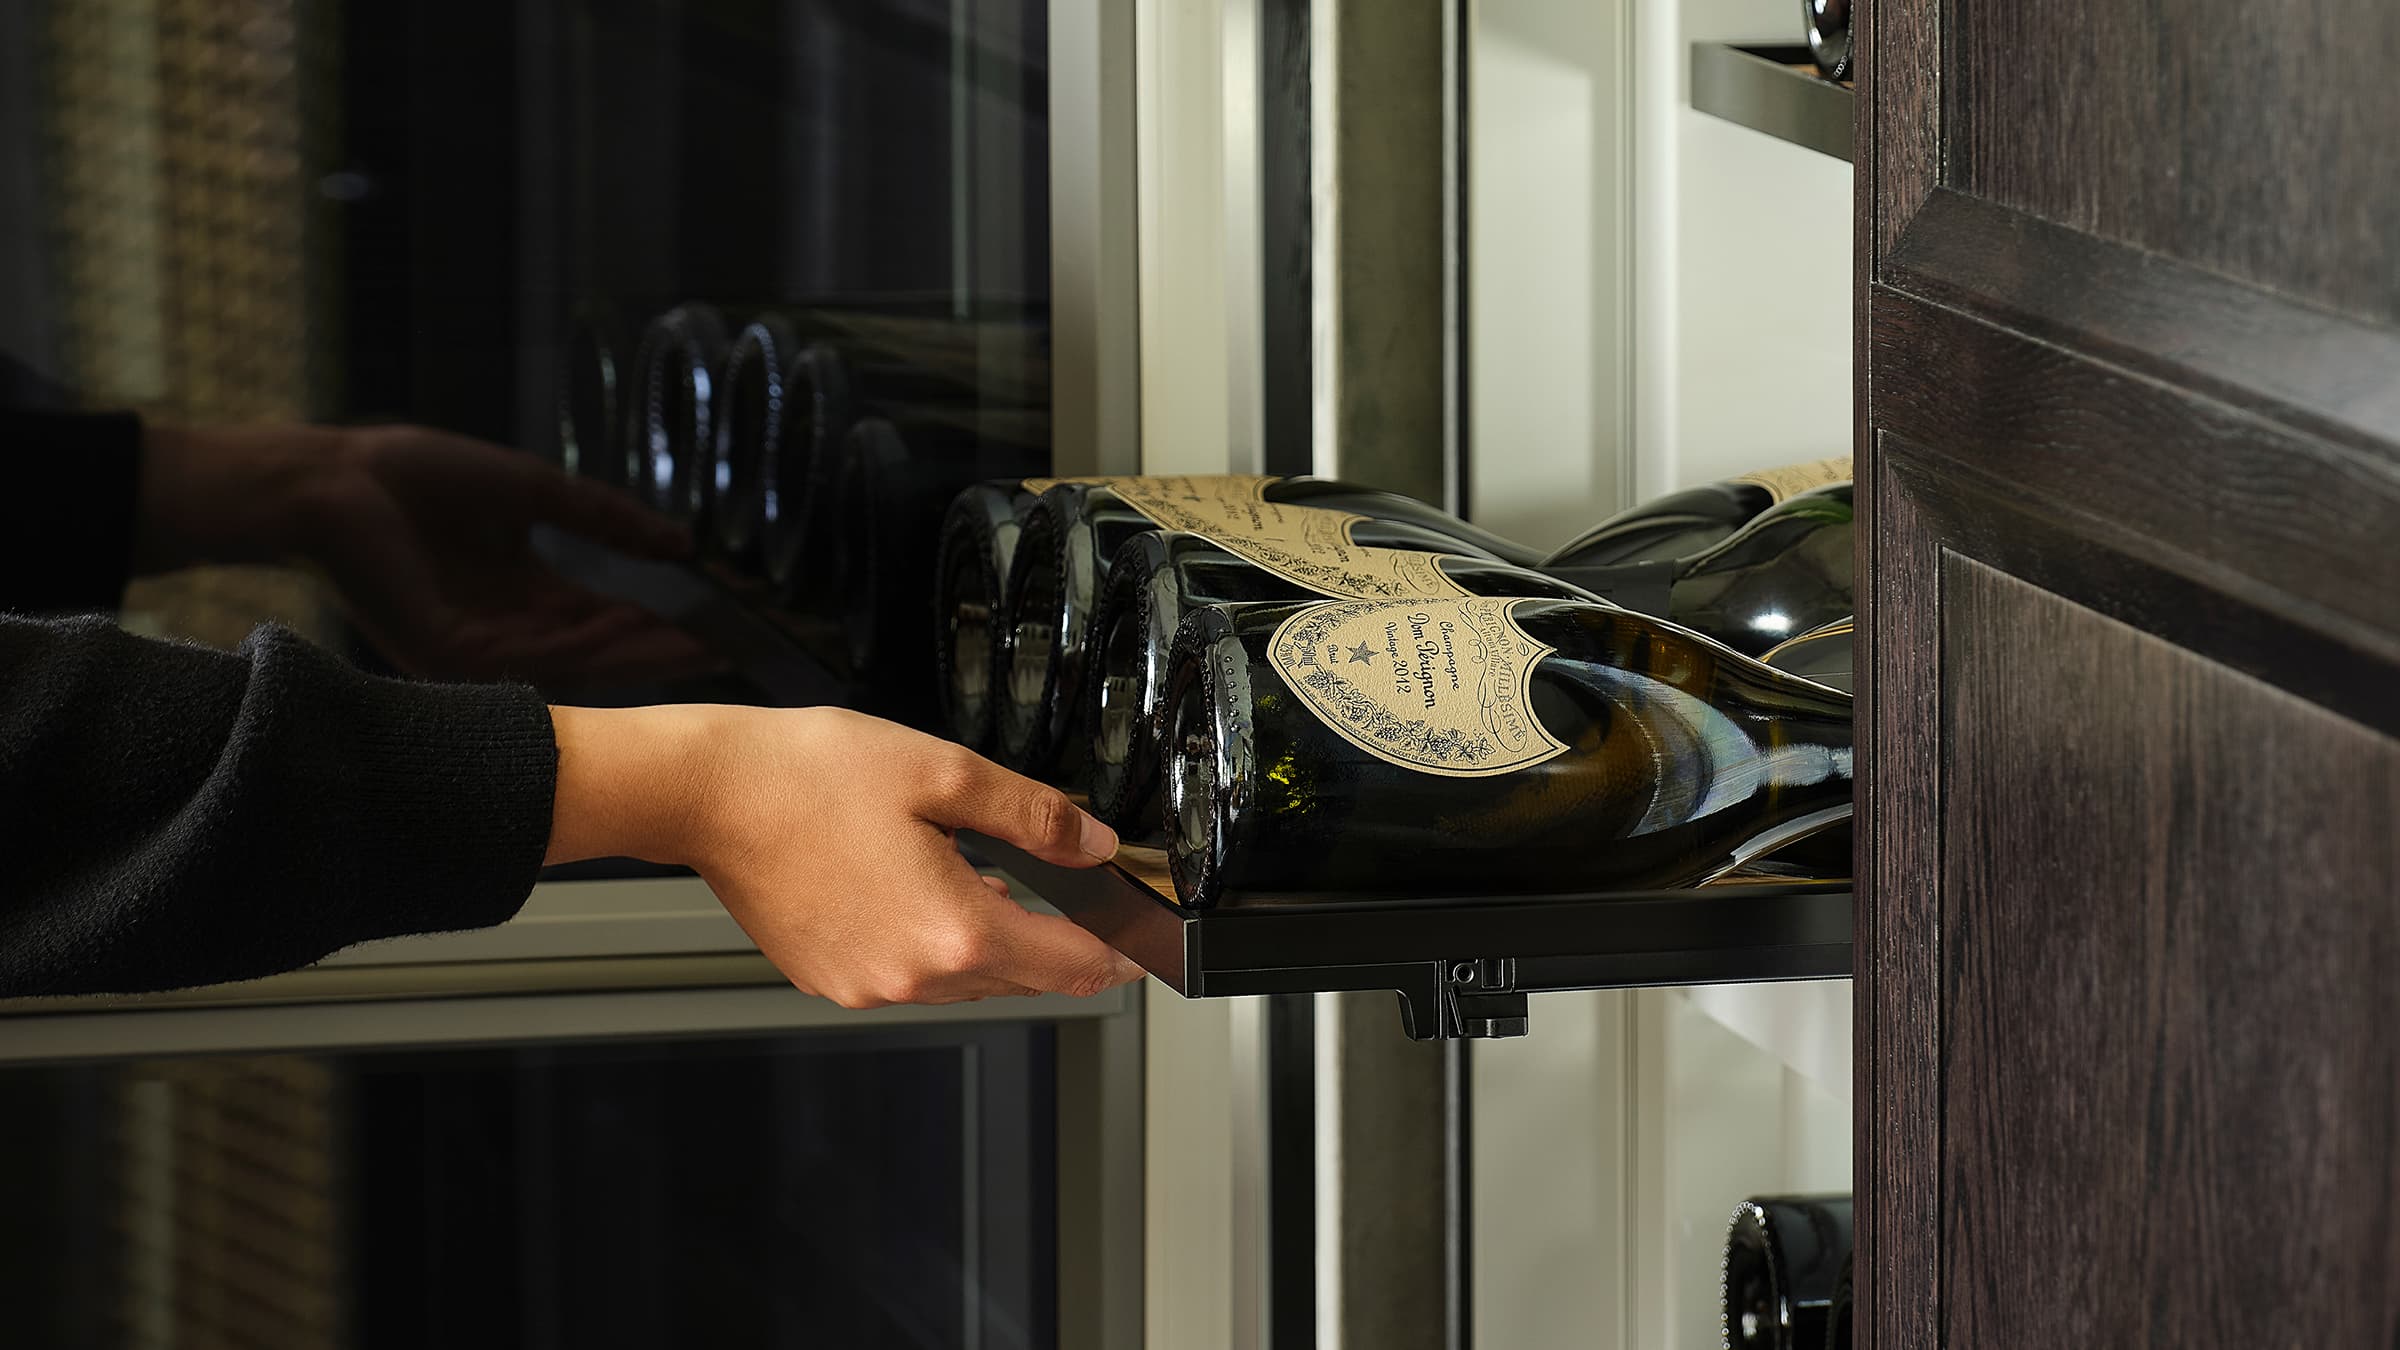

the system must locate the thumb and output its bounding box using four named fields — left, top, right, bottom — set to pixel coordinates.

left=922, top=749, right=1119, bottom=869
